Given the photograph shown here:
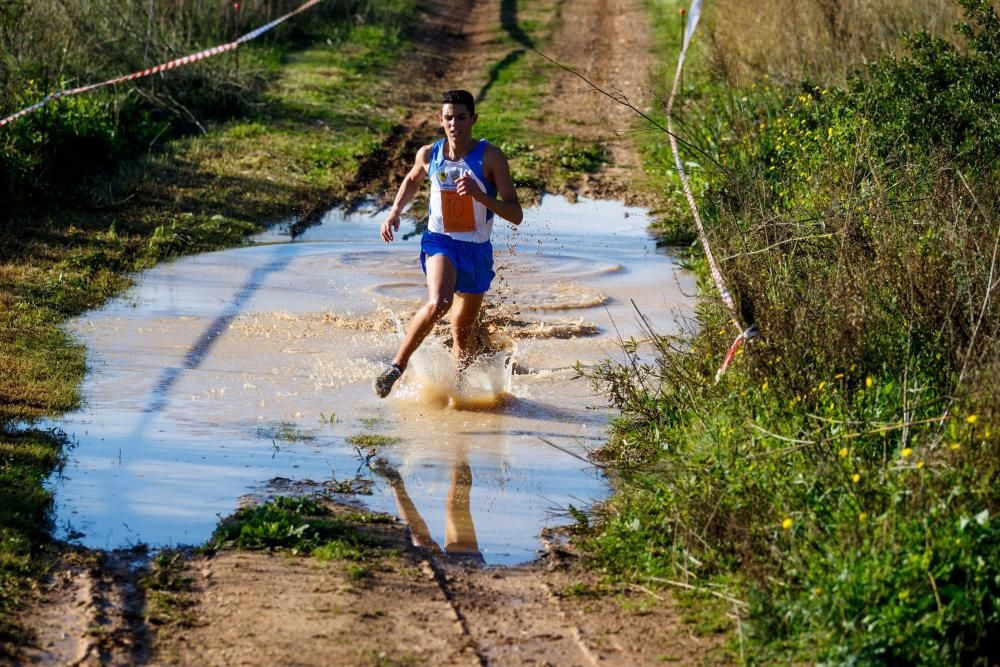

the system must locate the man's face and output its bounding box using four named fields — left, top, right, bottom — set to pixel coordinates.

left=440, top=103, right=476, bottom=143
